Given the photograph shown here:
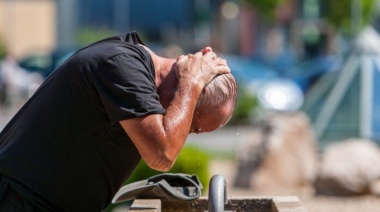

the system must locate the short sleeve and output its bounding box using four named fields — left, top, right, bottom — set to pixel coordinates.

left=93, top=52, right=165, bottom=123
